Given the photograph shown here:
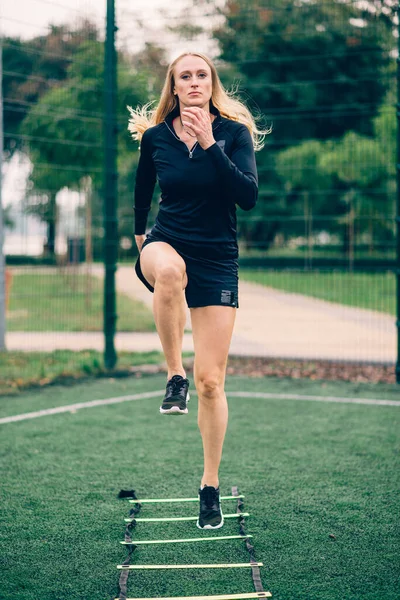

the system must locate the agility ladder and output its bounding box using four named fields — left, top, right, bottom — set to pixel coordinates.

left=114, top=486, right=271, bottom=600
